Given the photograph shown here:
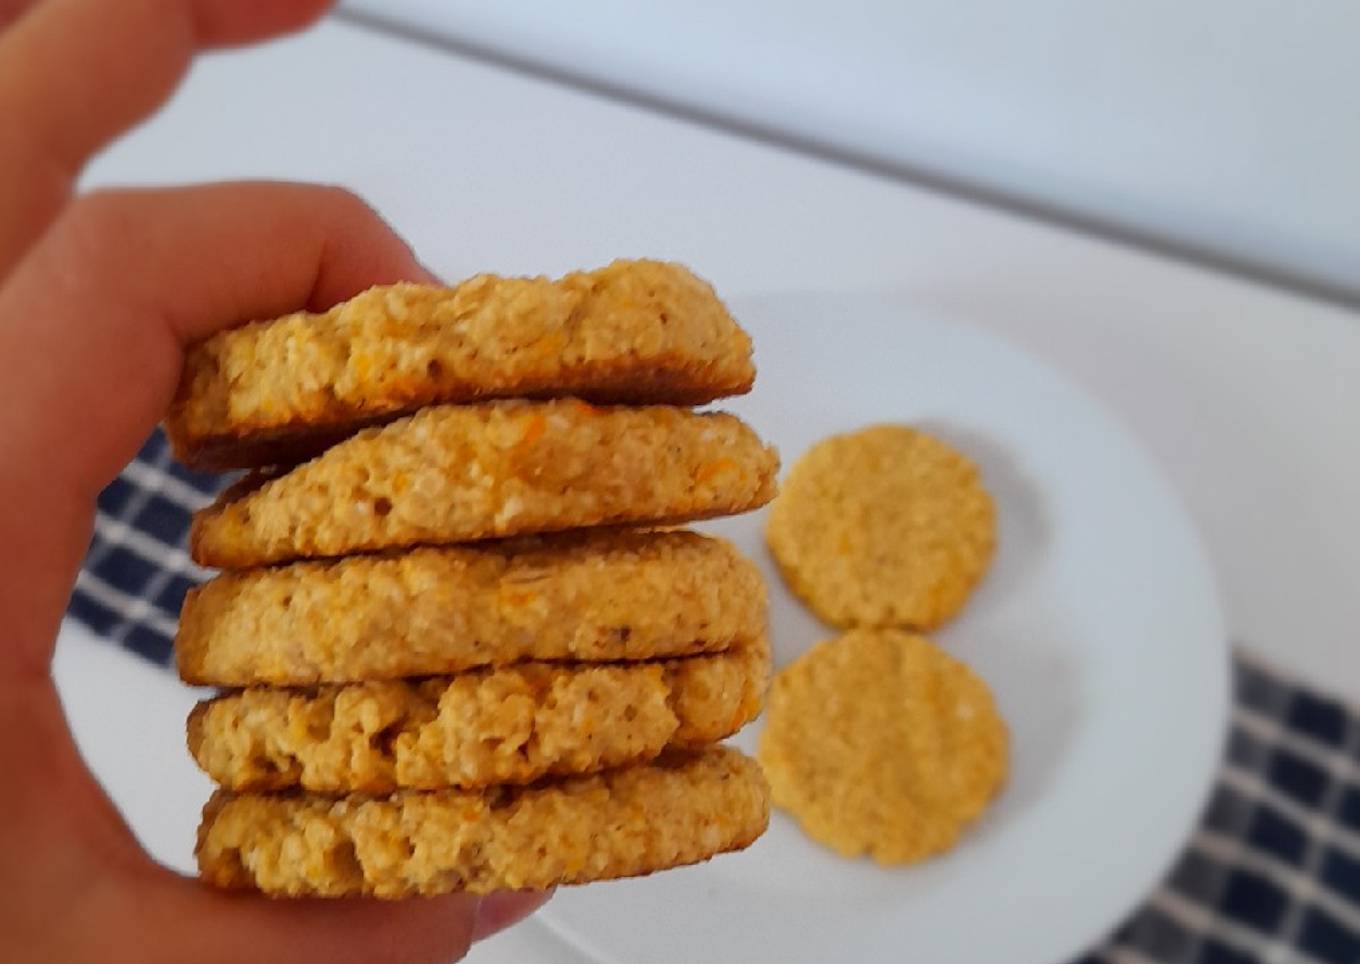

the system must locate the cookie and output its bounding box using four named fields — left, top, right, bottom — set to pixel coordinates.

left=167, top=259, right=756, bottom=470
left=177, top=529, right=765, bottom=685
left=196, top=746, right=769, bottom=897
left=188, top=638, right=770, bottom=793
left=758, top=629, right=1006, bottom=864
left=766, top=425, right=994, bottom=630
left=190, top=399, right=779, bottom=569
